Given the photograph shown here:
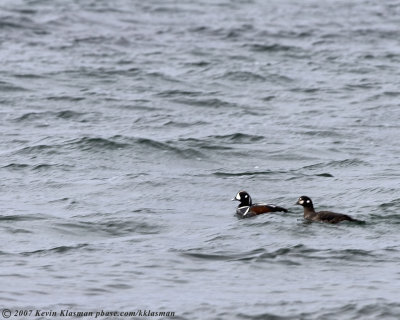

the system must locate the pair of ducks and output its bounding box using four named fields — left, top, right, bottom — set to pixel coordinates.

left=232, top=191, right=363, bottom=224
